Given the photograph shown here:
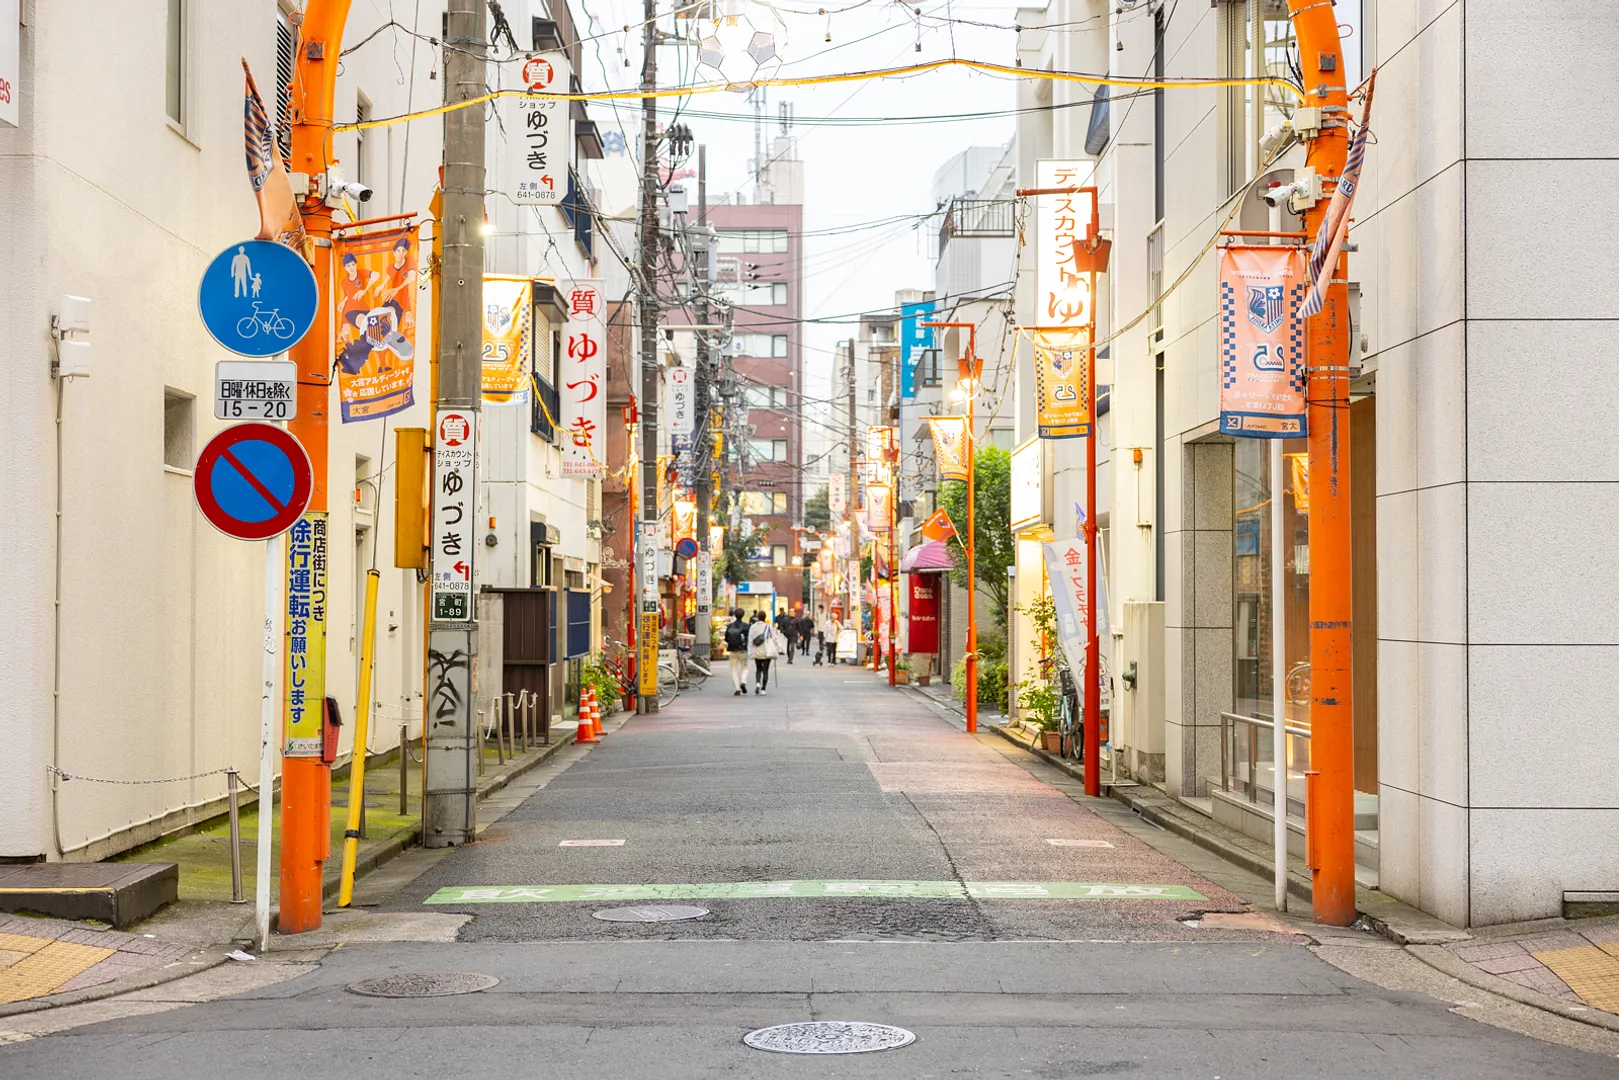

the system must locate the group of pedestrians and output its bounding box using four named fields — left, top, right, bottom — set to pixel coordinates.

left=725, top=604, right=851, bottom=695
